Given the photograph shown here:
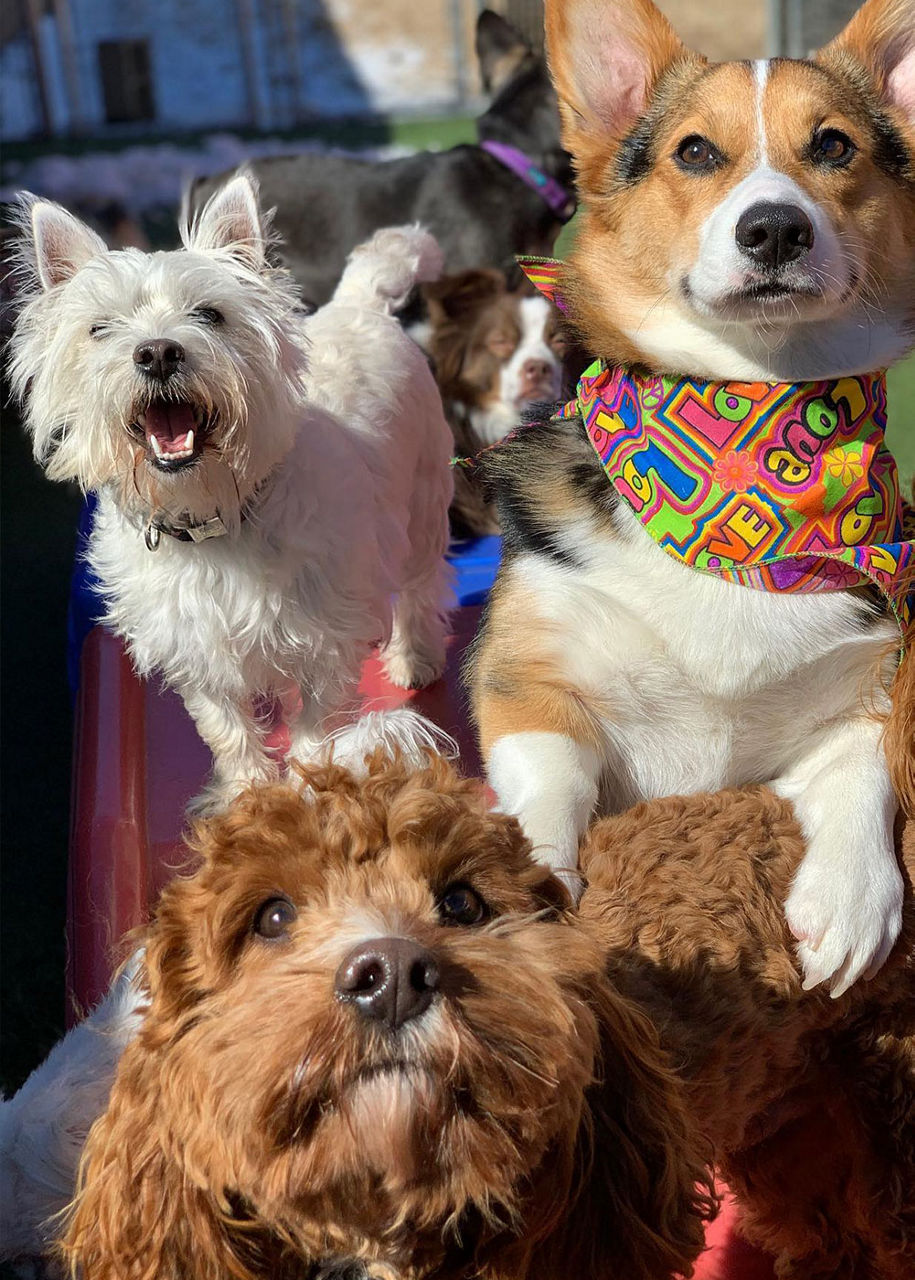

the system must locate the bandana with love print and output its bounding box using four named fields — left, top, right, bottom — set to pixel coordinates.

left=518, top=257, right=913, bottom=632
